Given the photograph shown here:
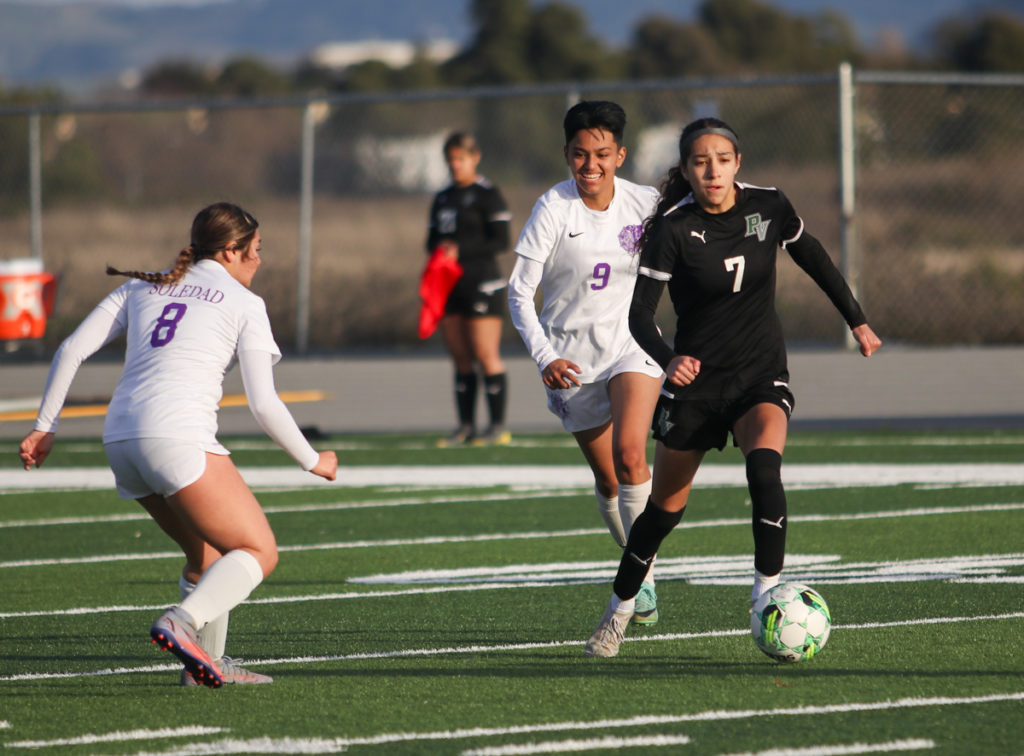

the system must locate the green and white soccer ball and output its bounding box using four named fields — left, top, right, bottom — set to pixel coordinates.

left=751, top=583, right=831, bottom=662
